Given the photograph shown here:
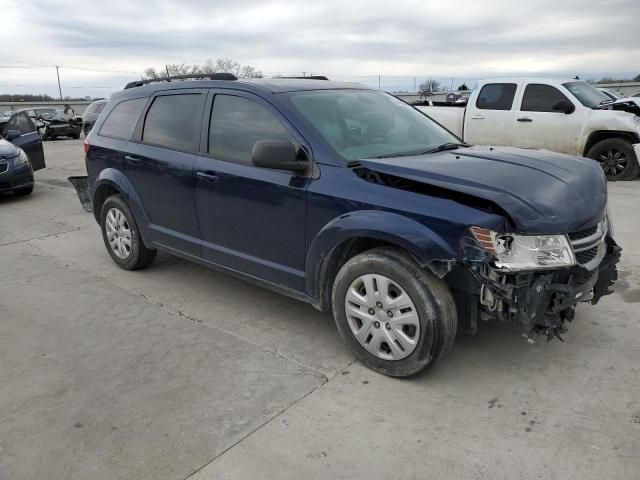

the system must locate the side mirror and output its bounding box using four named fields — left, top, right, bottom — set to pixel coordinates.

left=5, top=129, right=21, bottom=141
left=553, top=100, right=575, bottom=114
left=252, top=140, right=308, bottom=172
